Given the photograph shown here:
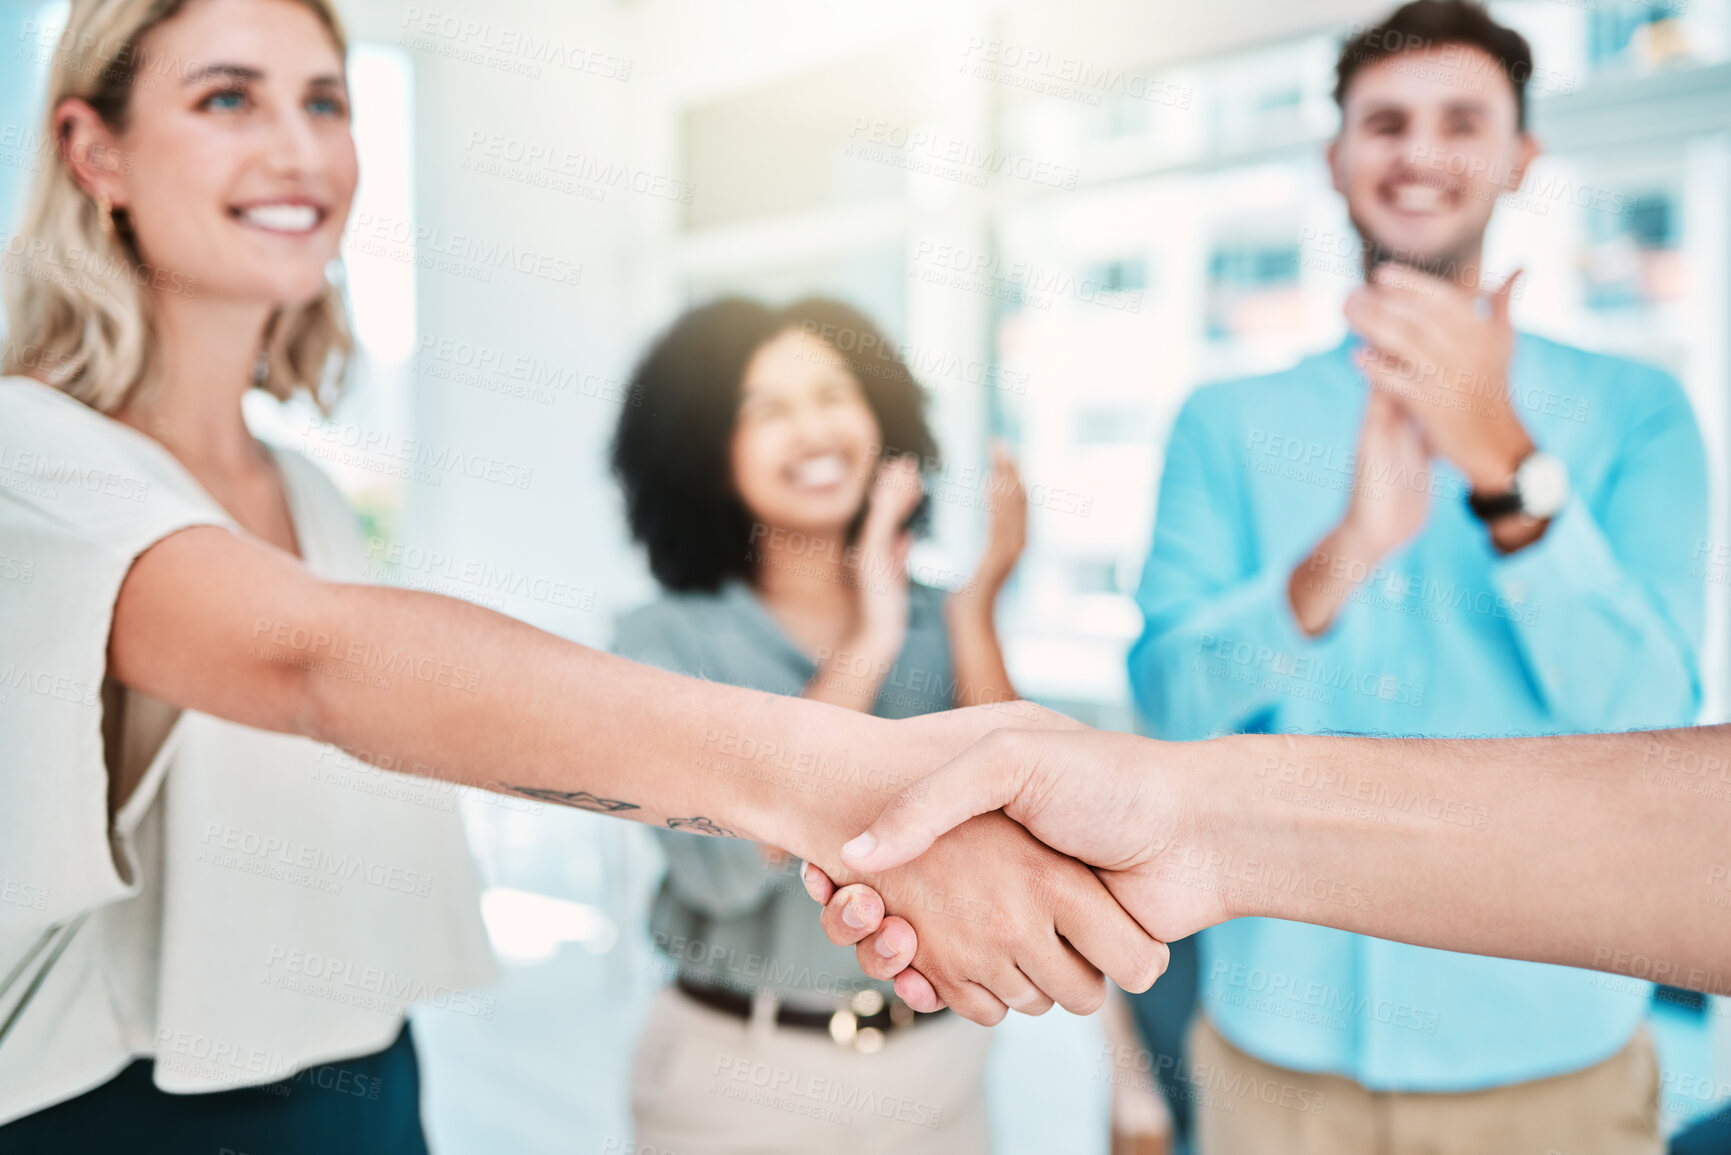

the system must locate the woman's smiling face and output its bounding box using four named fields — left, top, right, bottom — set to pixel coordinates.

left=730, top=328, right=883, bottom=538
left=88, top=0, right=356, bottom=307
